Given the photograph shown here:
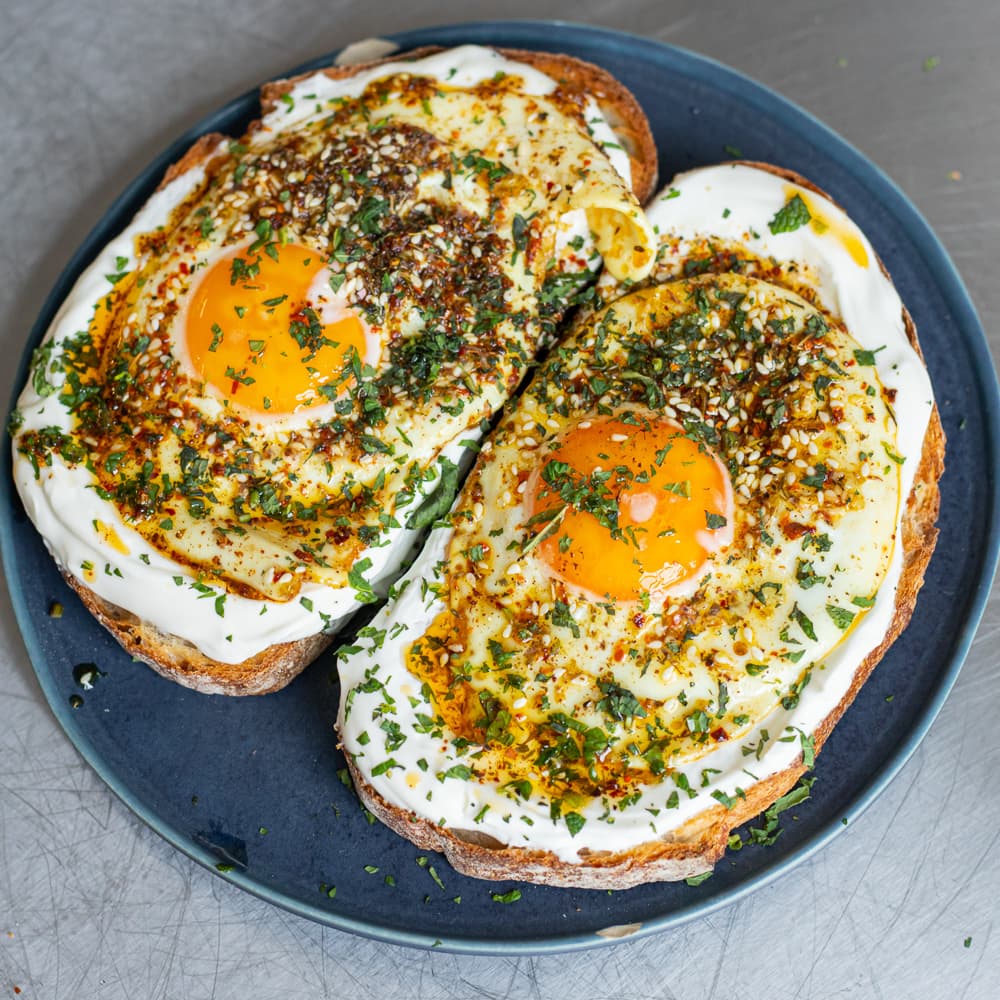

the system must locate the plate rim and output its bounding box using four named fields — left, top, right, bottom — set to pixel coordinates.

left=2, top=18, right=998, bottom=955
